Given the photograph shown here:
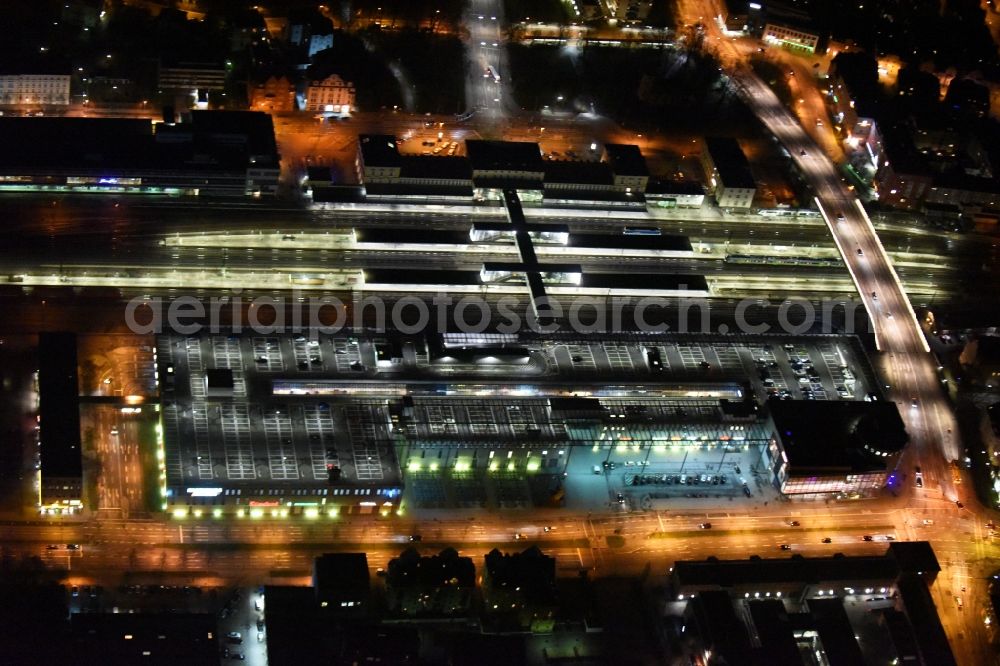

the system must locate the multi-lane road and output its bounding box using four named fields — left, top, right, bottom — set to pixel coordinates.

left=5, top=505, right=946, bottom=580
left=465, top=0, right=509, bottom=120
left=673, top=0, right=989, bottom=660
left=1, top=3, right=996, bottom=662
